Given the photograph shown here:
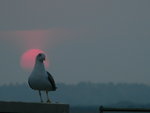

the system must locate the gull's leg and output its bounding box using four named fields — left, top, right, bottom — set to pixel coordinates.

left=46, top=91, right=51, bottom=103
left=39, top=90, right=43, bottom=102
